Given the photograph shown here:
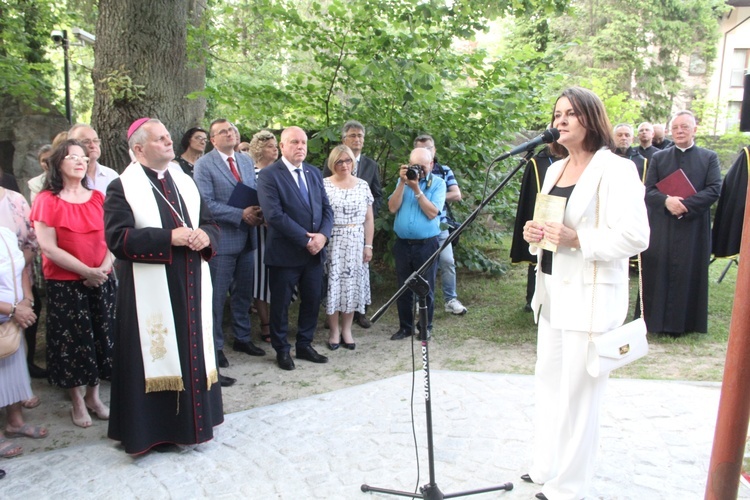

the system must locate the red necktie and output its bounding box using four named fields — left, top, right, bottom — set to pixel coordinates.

left=228, top=157, right=241, bottom=182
